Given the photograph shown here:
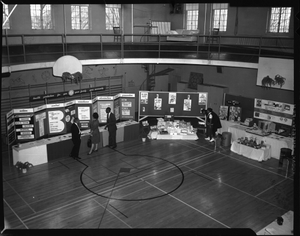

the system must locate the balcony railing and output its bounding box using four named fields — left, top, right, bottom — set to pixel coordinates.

left=2, top=33, right=294, bottom=67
